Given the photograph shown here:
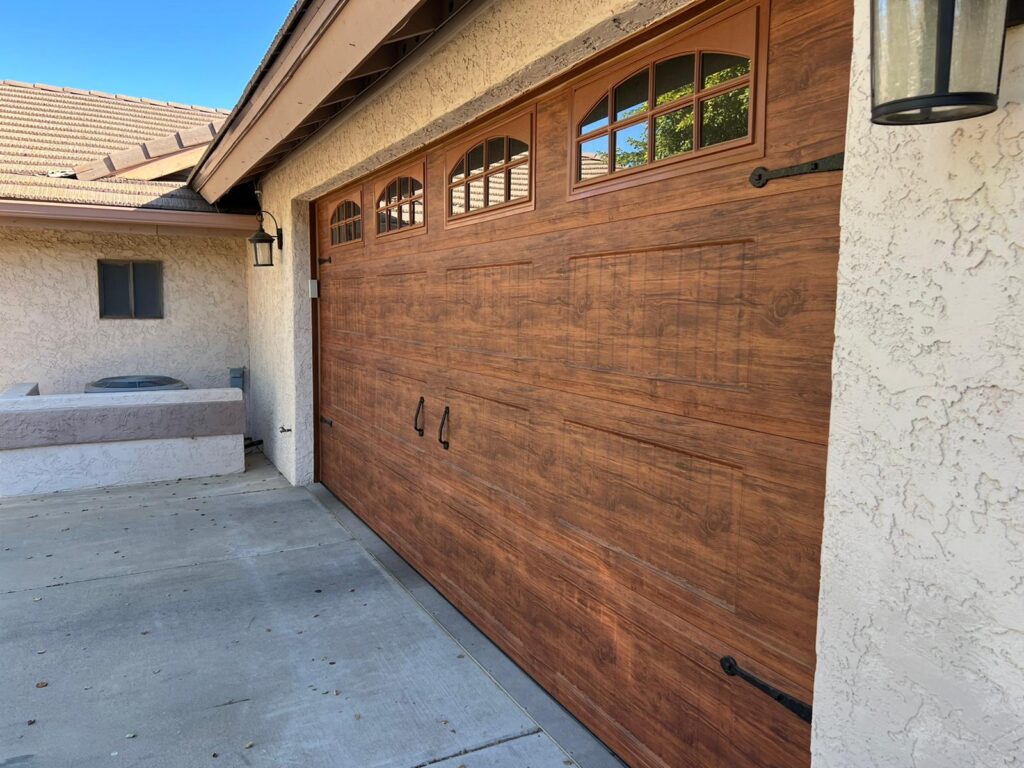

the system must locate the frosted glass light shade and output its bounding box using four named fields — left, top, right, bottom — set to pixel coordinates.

left=872, top=0, right=1009, bottom=124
